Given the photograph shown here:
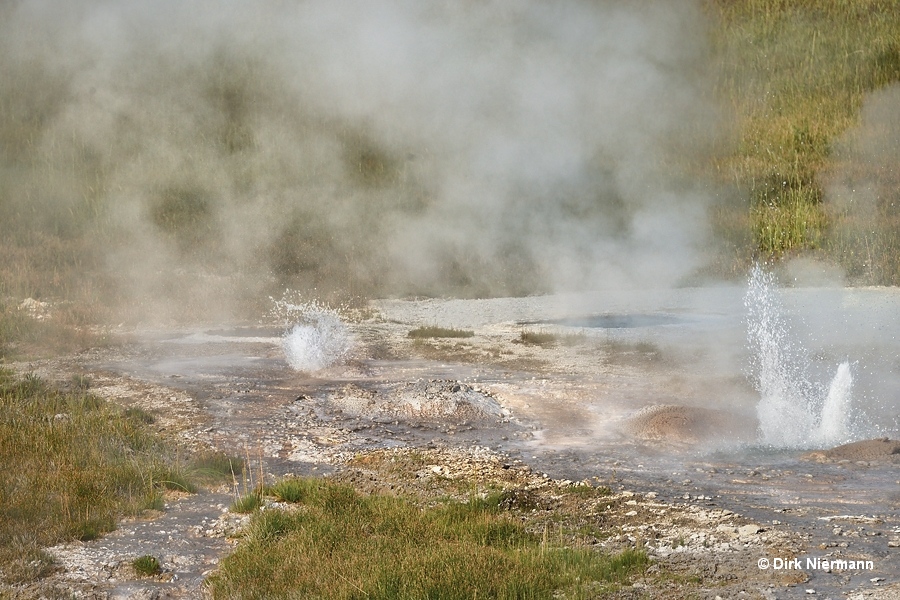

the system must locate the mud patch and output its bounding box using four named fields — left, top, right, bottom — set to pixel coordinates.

left=623, top=403, right=750, bottom=446
left=802, top=438, right=900, bottom=464
left=326, top=379, right=509, bottom=428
